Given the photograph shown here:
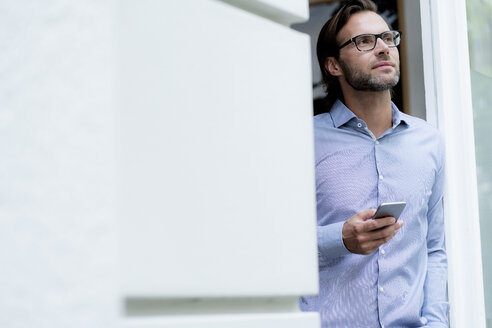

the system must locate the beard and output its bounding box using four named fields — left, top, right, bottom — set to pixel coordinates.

left=338, top=57, right=400, bottom=91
